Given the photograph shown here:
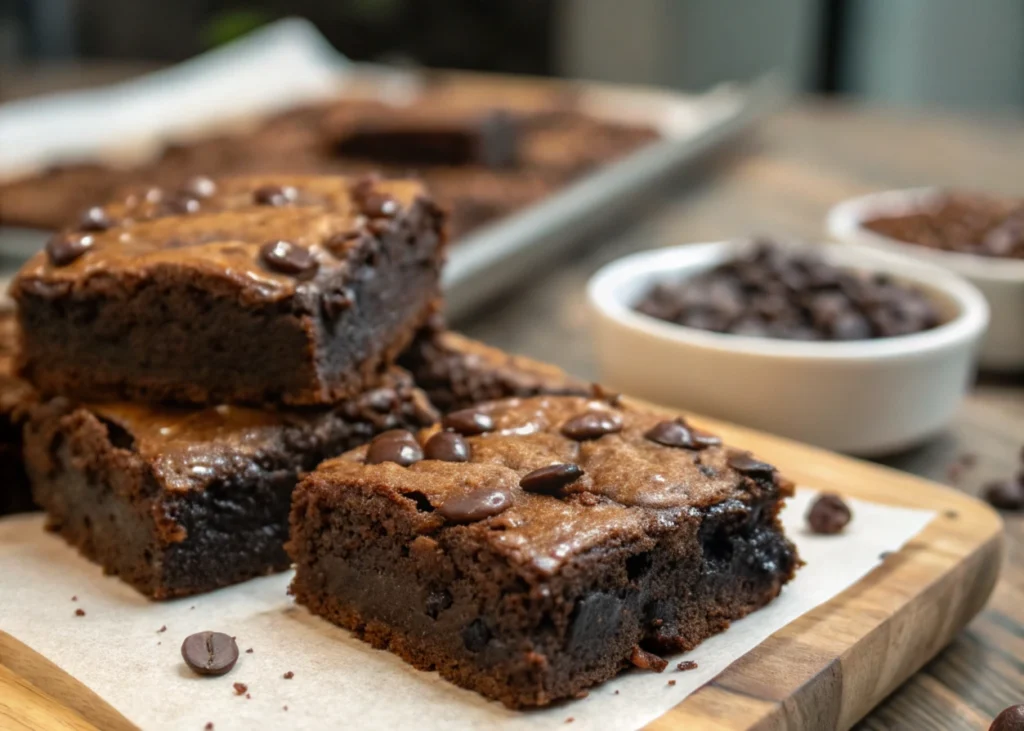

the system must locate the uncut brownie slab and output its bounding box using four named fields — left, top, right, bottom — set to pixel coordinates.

left=10, top=174, right=446, bottom=406
left=399, top=319, right=588, bottom=413
left=0, top=312, right=36, bottom=516
left=289, top=394, right=799, bottom=707
left=24, top=368, right=437, bottom=599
